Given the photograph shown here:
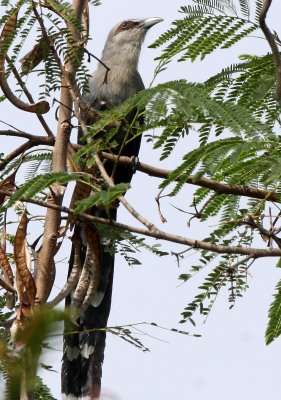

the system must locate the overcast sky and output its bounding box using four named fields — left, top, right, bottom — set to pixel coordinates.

left=1, top=1, right=281, bottom=399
